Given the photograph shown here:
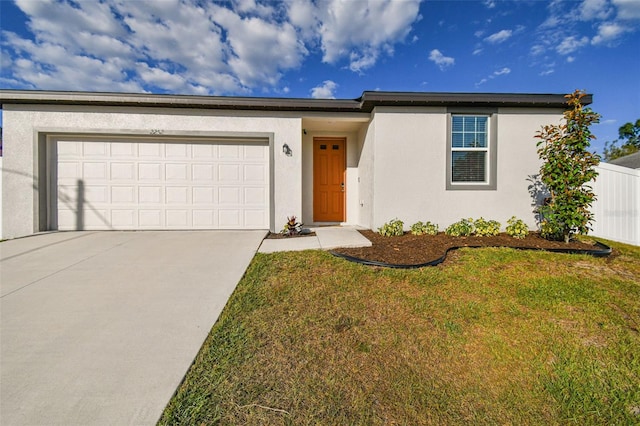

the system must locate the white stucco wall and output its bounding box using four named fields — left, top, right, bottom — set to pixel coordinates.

left=2, top=104, right=302, bottom=238
left=367, top=107, right=564, bottom=231
left=2, top=101, right=566, bottom=238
